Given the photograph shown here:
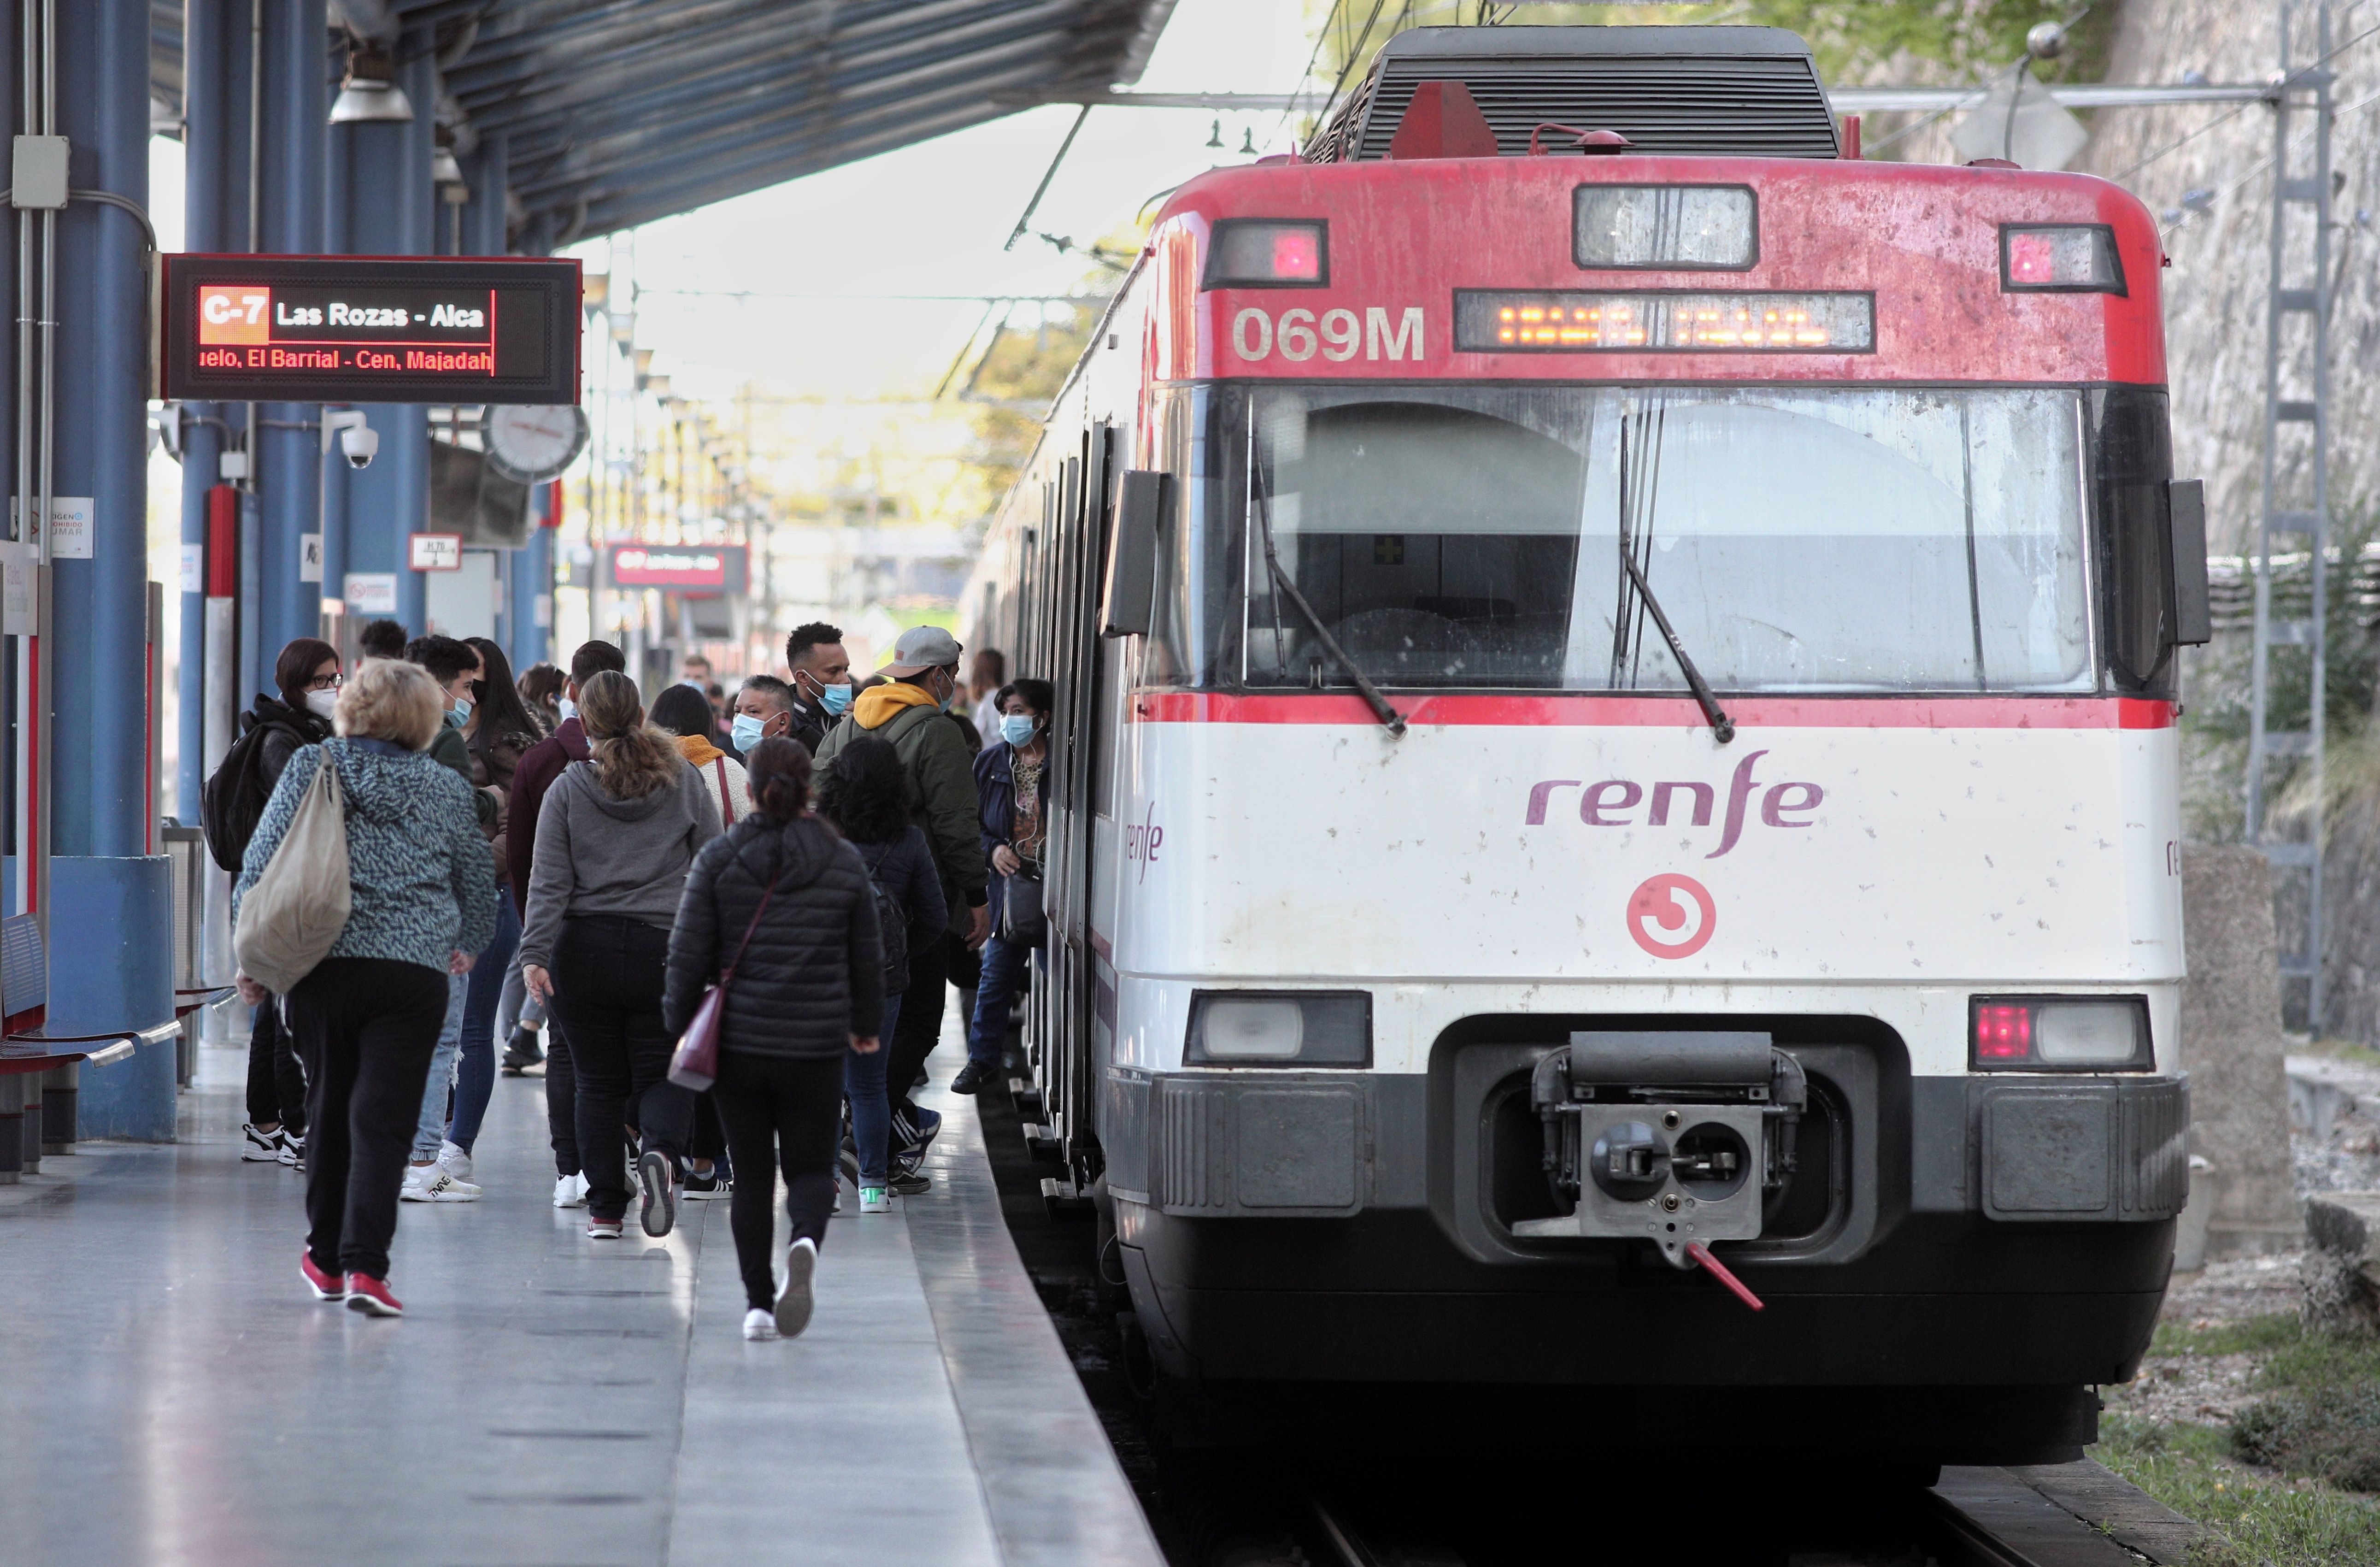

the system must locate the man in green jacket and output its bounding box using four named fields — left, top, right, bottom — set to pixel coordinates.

left=813, top=625, right=990, bottom=1186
